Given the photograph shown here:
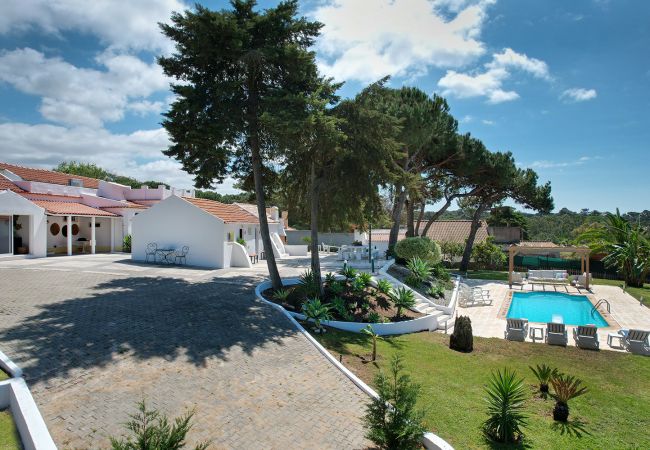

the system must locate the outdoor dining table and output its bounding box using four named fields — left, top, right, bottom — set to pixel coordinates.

left=156, top=248, right=176, bottom=264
